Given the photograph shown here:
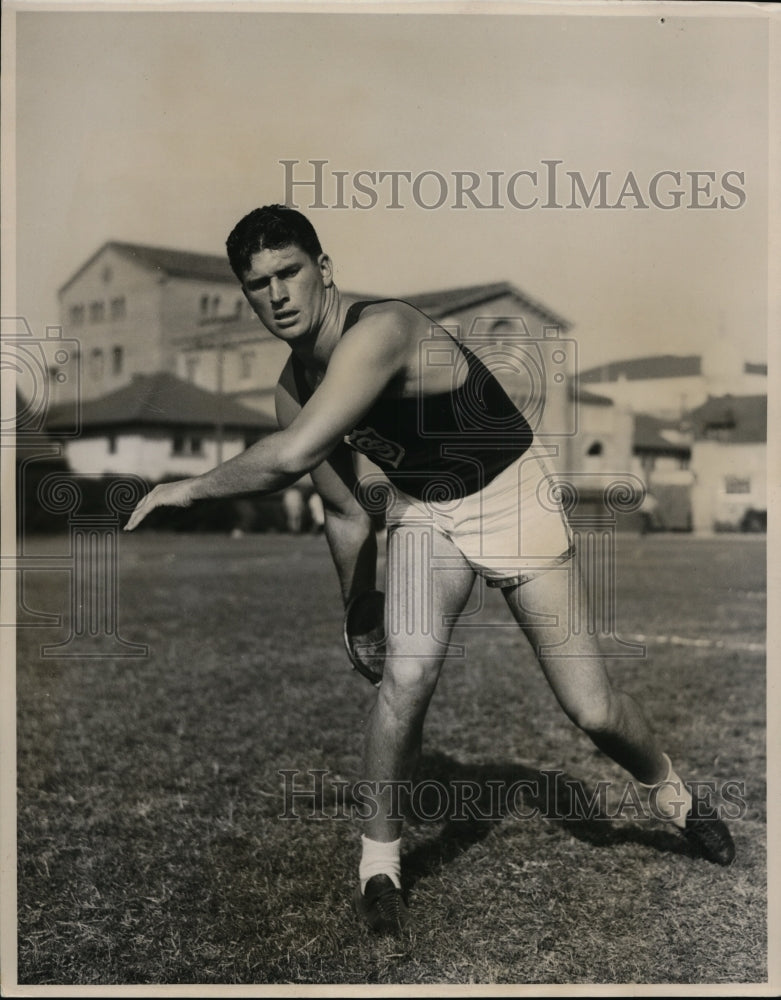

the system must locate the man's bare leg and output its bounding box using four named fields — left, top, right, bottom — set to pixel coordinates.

left=502, top=556, right=668, bottom=784
left=363, top=524, right=476, bottom=845
left=354, top=525, right=475, bottom=933
left=501, top=553, right=734, bottom=863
